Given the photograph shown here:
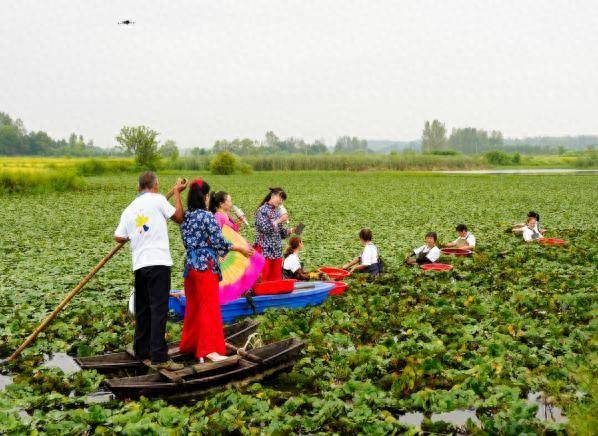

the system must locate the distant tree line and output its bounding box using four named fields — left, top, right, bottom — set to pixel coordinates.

left=204, top=131, right=372, bottom=156
left=0, top=112, right=110, bottom=156
left=421, top=119, right=597, bottom=154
